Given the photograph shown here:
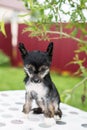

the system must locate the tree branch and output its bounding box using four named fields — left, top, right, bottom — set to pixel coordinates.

left=47, top=31, right=87, bottom=44
left=71, top=77, right=87, bottom=93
